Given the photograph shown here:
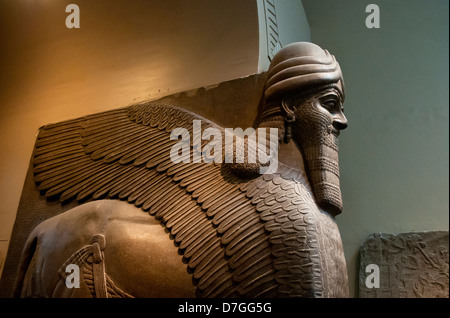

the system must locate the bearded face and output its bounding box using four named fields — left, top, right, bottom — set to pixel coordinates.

left=291, top=84, right=347, bottom=216
left=258, top=42, right=348, bottom=215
